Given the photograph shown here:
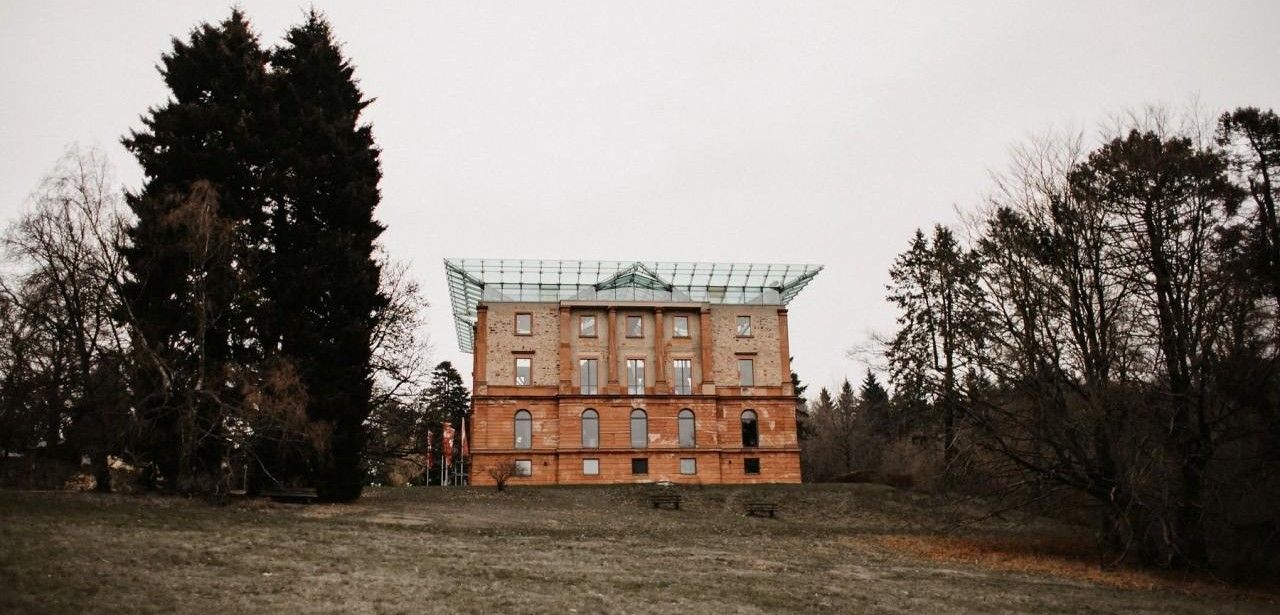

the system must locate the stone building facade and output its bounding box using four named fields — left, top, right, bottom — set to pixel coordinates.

left=445, top=260, right=821, bottom=486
